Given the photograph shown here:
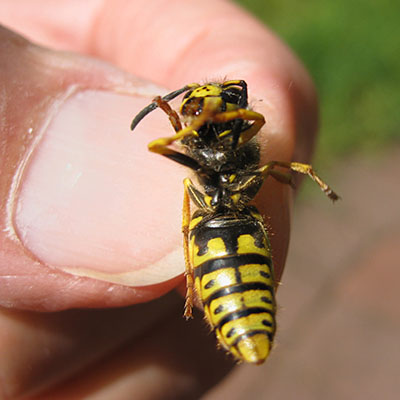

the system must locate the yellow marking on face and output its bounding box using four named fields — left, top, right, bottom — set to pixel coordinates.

left=229, top=174, right=236, bottom=183
left=189, top=85, right=223, bottom=98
